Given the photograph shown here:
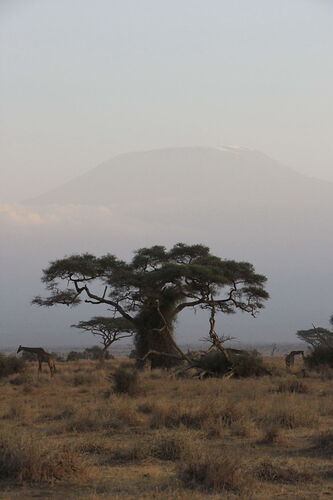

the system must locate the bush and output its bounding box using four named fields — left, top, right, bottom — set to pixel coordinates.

left=0, top=354, right=25, bottom=378
left=305, top=346, right=333, bottom=369
left=151, top=431, right=188, bottom=461
left=109, top=363, right=140, bottom=396
left=191, top=350, right=270, bottom=378
left=66, top=347, right=114, bottom=362
left=178, top=447, right=248, bottom=492
left=193, top=351, right=232, bottom=375
left=84, top=346, right=113, bottom=360
left=0, top=433, right=87, bottom=483
left=231, top=350, right=270, bottom=377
